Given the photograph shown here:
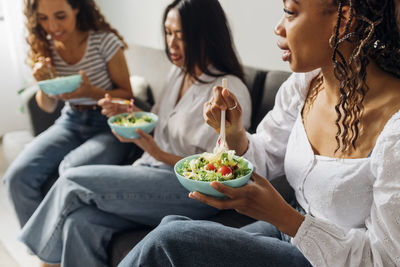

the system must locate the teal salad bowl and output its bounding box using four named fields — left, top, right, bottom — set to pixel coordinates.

left=174, top=154, right=254, bottom=198
left=37, top=74, right=82, bottom=95
left=108, top=112, right=158, bottom=139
